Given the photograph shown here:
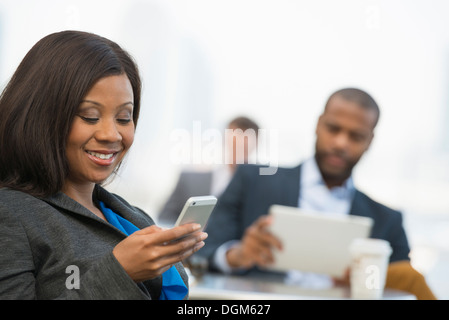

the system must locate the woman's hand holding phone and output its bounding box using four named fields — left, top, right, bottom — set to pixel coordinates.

left=113, top=223, right=208, bottom=282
